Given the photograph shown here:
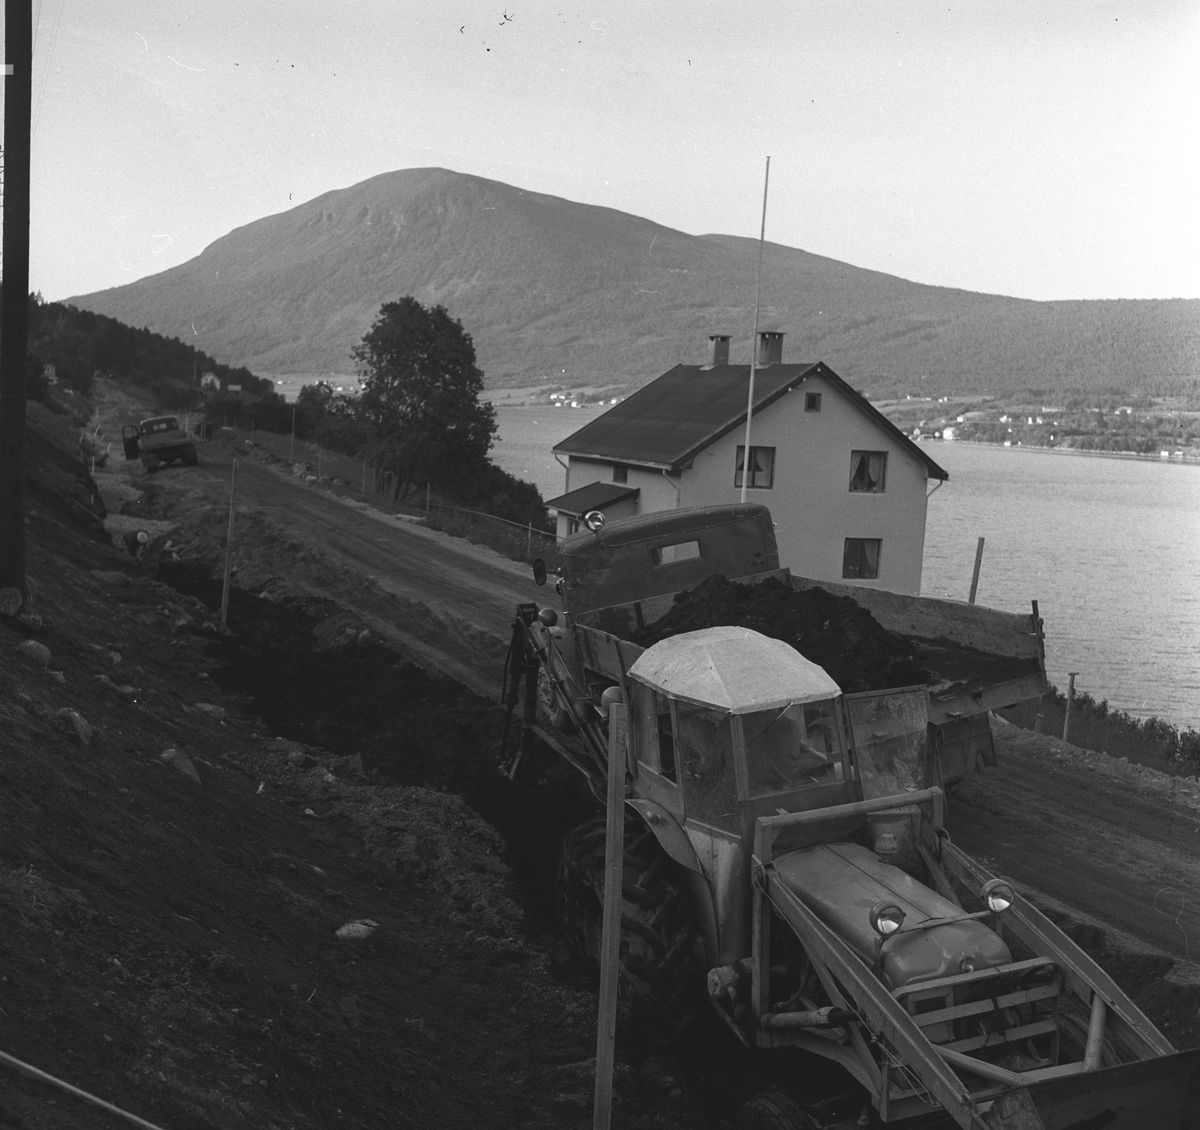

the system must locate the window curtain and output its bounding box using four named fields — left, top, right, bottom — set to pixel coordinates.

left=850, top=451, right=886, bottom=492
